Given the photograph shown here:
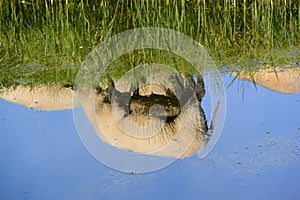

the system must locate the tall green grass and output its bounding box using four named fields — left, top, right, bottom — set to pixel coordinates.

left=0, top=0, right=299, bottom=90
